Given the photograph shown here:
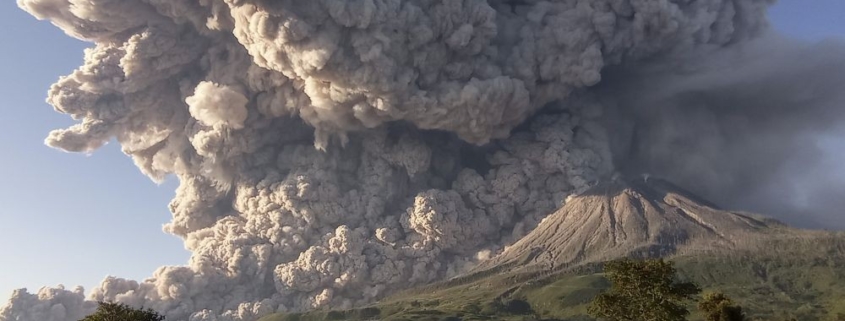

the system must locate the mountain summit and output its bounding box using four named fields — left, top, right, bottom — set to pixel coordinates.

left=474, top=175, right=803, bottom=272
